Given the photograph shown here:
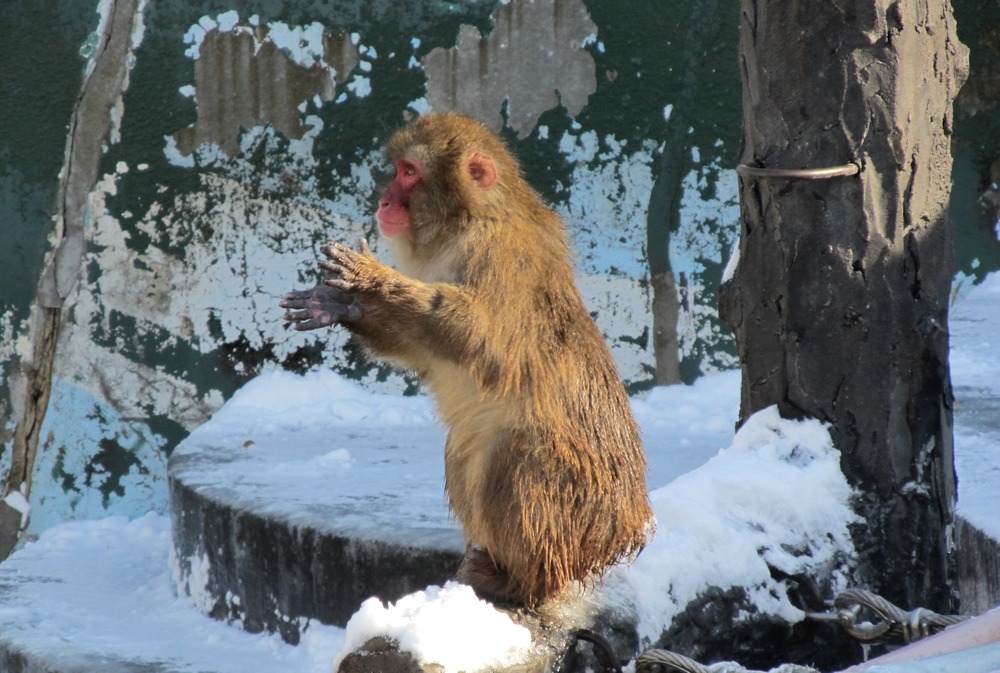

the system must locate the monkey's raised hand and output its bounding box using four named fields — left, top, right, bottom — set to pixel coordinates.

left=317, top=239, right=383, bottom=295
left=280, top=283, right=363, bottom=331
